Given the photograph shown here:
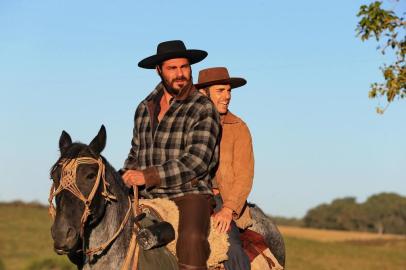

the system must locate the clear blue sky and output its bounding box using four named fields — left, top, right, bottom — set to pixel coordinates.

left=1, top=0, right=405, bottom=217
